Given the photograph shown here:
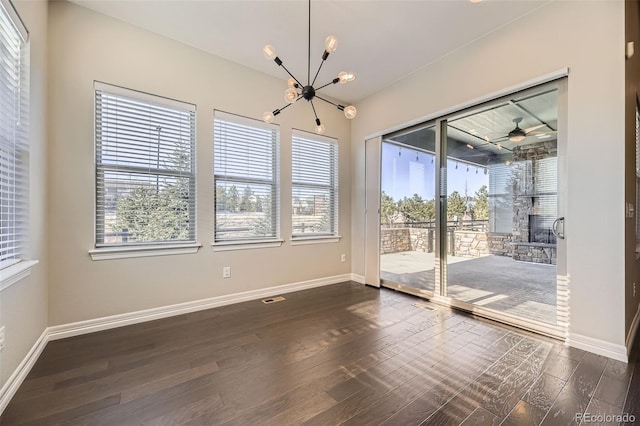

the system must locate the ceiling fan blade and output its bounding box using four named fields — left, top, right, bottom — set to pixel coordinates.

left=524, top=124, right=546, bottom=133
left=491, top=136, right=509, bottom=142
left=528, top=129, right=558, bottom=136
